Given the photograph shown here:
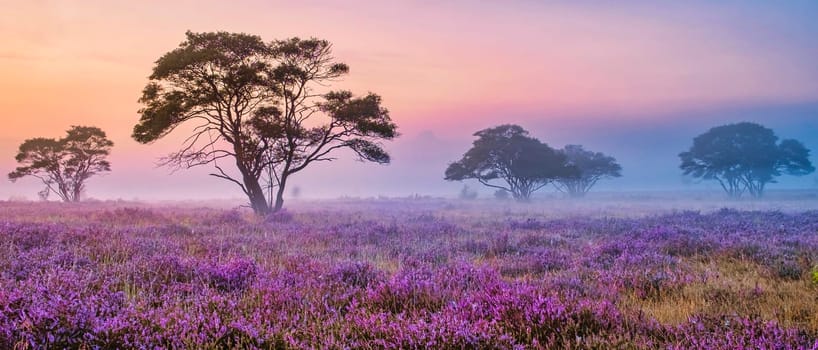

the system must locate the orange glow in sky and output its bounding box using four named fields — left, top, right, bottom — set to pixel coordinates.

left=2, top=1, right=817, bottom=199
